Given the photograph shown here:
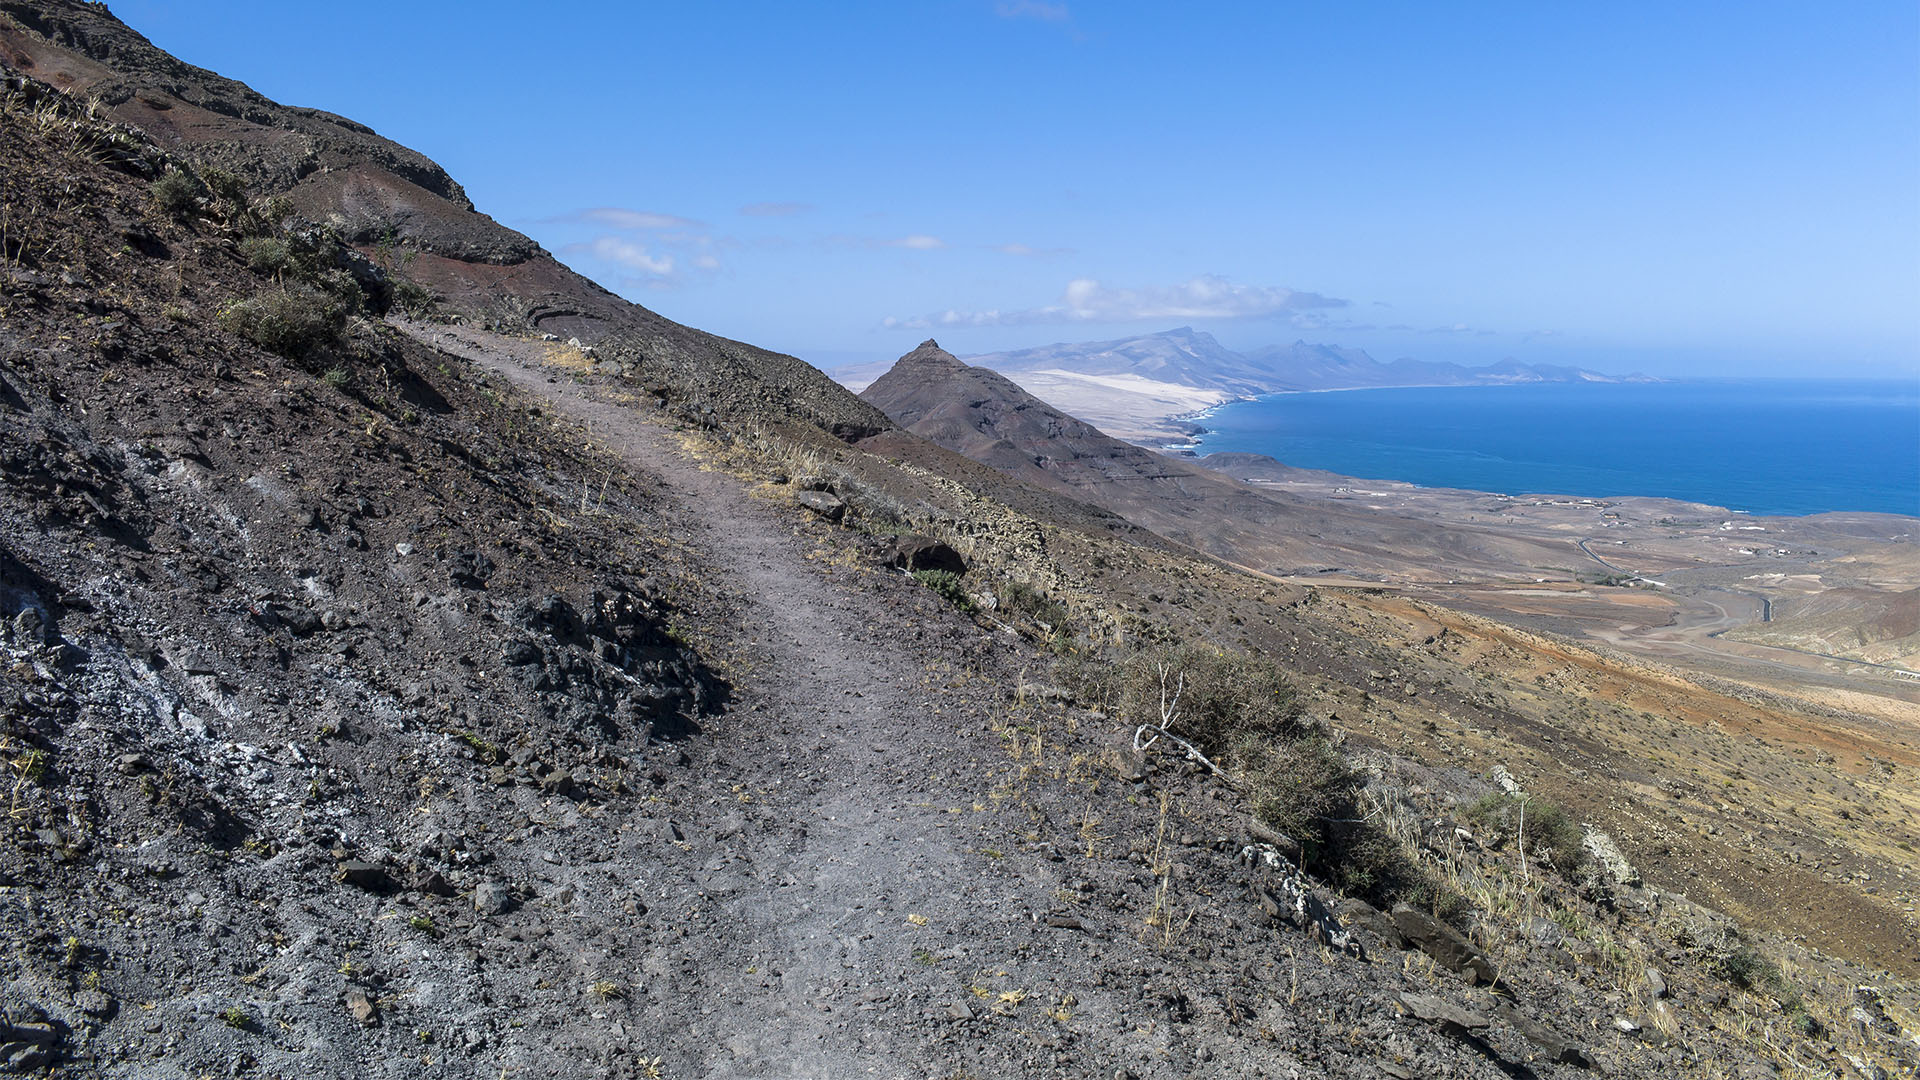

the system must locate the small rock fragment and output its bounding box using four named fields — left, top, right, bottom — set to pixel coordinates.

left=1644, top=967, right=1668, bottom=999
left=473, top=880, right=514, bottom=915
